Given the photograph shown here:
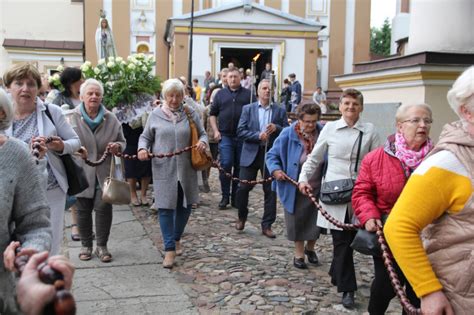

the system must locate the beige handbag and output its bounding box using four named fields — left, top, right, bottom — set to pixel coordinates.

left=102, top=156, right=131, bottom=205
